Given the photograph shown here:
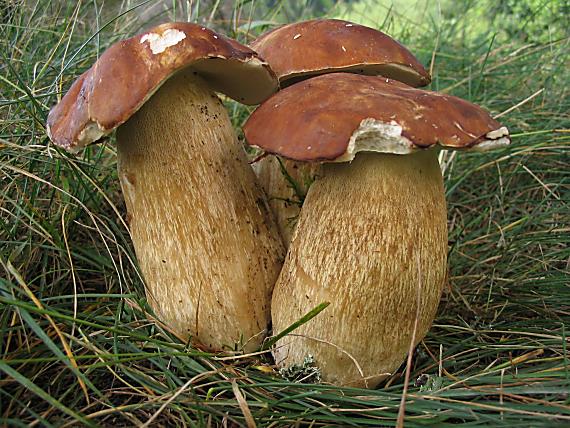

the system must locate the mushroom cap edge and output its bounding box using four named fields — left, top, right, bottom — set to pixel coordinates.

left=243, top=73, right=511, bottom=163
left=47, top=22, right=278, bottom=151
